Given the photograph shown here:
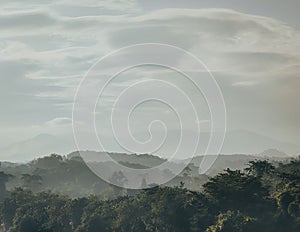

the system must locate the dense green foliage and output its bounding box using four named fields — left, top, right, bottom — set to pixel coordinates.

left=0, top=158, right=299, bottom=231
